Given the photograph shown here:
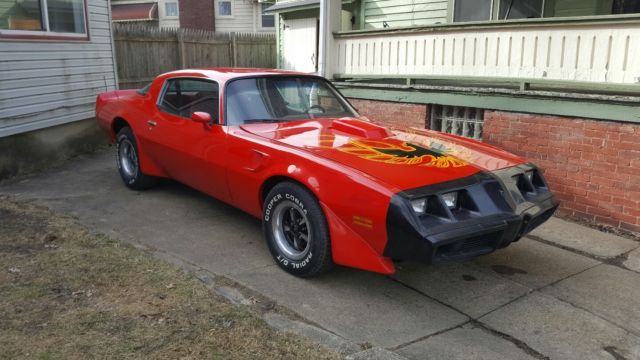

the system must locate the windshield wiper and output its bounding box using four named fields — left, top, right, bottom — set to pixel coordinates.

left=243, top=118, right=284, bottom=124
